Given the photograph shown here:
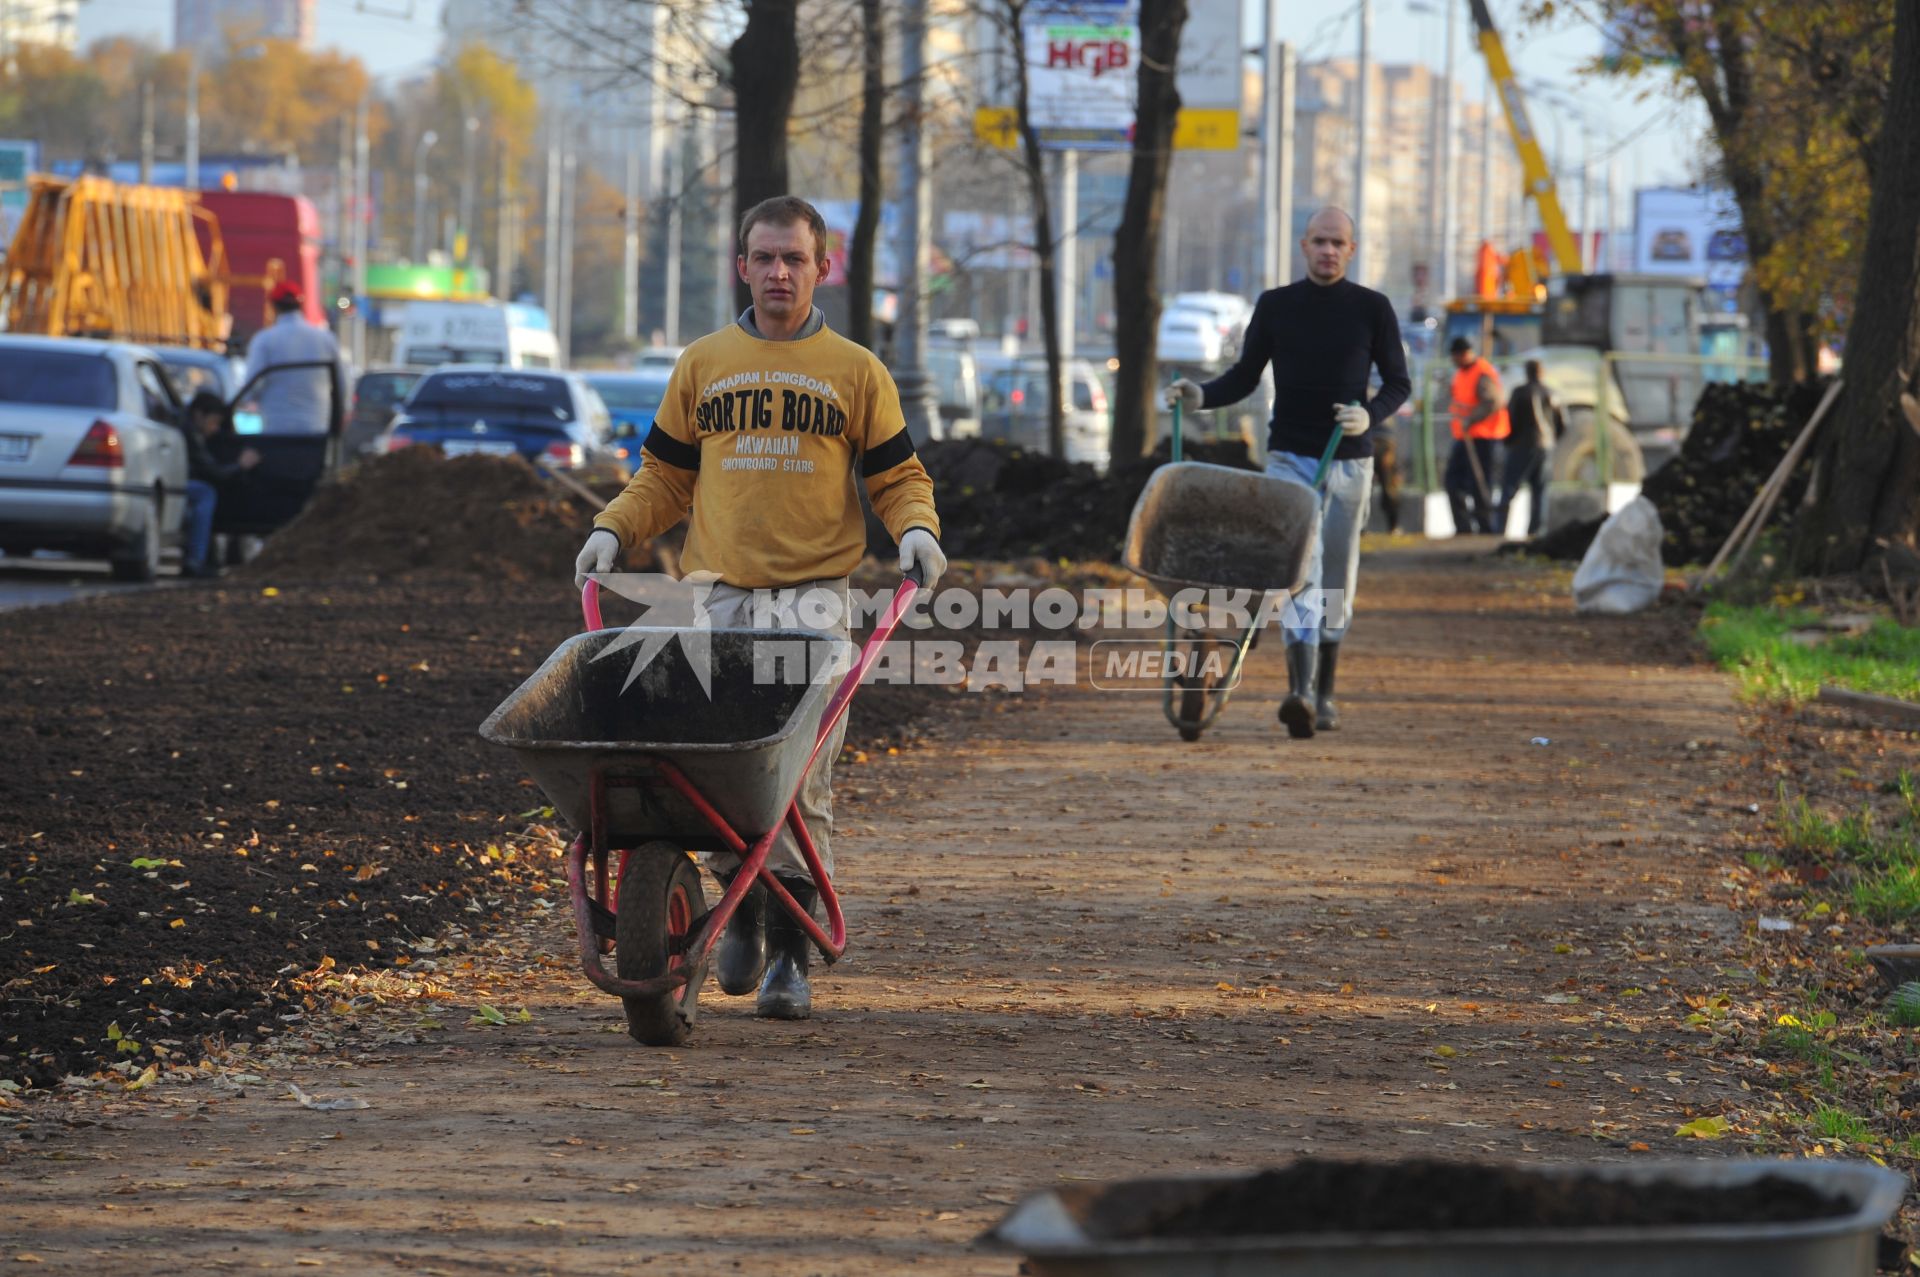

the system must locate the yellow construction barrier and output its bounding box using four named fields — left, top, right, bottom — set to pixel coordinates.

left=1, top=175, right=231, bottom=351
